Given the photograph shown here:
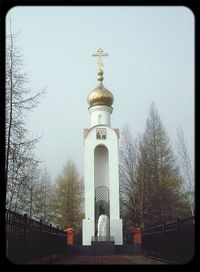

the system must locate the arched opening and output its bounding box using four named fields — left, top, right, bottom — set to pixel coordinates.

left=98, top=114, right=102, bottom=124
left=94, top=145, right=109, bottom=236
left=95, top=186, right=110, bottom=237
left=94, top=145, right=109, bottom=188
